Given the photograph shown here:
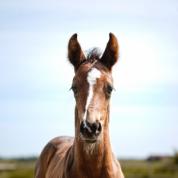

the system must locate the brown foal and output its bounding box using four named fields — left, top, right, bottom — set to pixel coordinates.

left=35, top=33, right=124, bottom=178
